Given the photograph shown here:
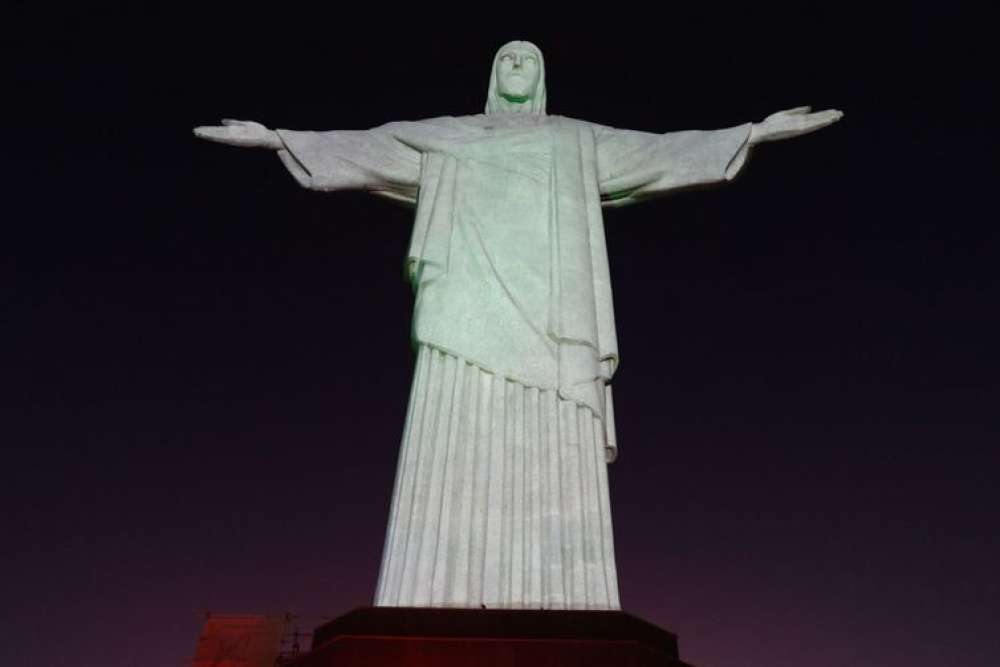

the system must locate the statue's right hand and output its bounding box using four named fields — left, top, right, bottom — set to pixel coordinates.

left=192, top=119, right=283, bottom=149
